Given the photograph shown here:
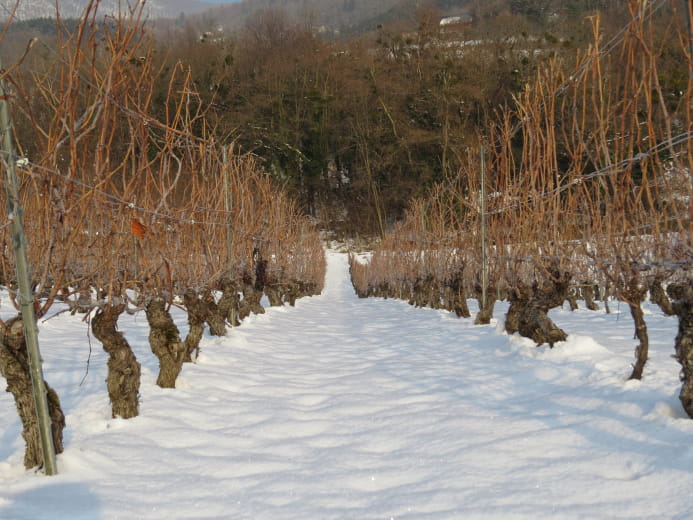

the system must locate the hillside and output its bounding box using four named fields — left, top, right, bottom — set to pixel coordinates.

left=0, top=0, right=474, bottom=36
left=187, top=0, right=474, bottom=36
left=0, top=0, right=223, bottom=21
